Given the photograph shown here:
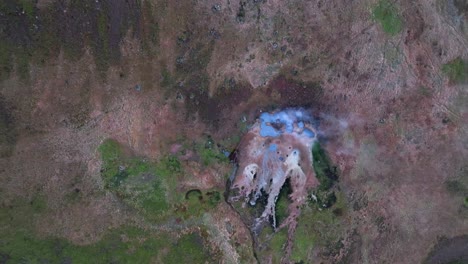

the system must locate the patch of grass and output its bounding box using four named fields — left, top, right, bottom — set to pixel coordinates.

left=0, top=41, right=13, bottom=80
left=98, top=139, right=124, bottom=186
left=275, top=179, right=292, bottom=225
left=0, top=98, right=17, bottom=158
left=177, top=189, right=222, bottom=219
left=196, top=136, right=229, bottom=166
left=198, top=147, right=229, bottom=166
left=15, top=47, right=32, bottom=81
left=256, top=227, right=288, bottom=263
left=372, top=0, right=403, bottom=35
left=419, top=86, right=432, bottom=97
left=270, top=229, right=287, bottom=251
left=156, top=155, right=182, bottom=176
left=161, top=67, right=174, bottom=88
left=206, top=190, right=221, bottom=206
left=442, top=57, right=467, bottom=84
left=94, top=11, right=111, bottom=75
left=0, top=225, right=178, bottom=263
left=0, top=195, right=48, bottom=230
left=163, top=232, right=214, bottom=263
left=445, top=179, right=467, bottom=195
left=19, top=0, right=35, bottom=19
left=291, top=207, right=341, bottom=262
left=97, top=139, right=187, bottom=219
left=291, top=192, right=346, bottom=262
left=291, top=216, right=316, bottom=262
left=311, top=142, right=338, bottom=191
left=141, top=0, right=159, bottom=55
